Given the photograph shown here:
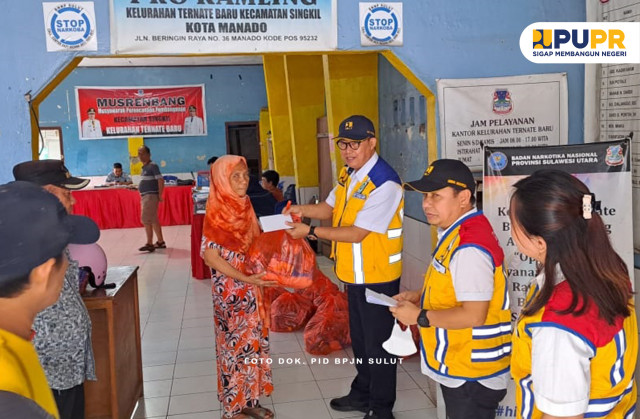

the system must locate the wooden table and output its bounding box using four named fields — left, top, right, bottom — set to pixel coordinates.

left=82, top=266, right=143, bottom=419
